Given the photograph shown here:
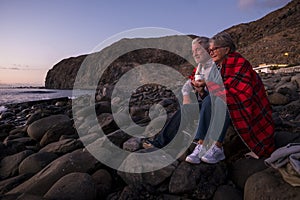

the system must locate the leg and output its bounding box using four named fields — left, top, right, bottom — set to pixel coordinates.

left=187, top=96, right=230, bottom=164
left=185, top=96, right=211, bottom=164
left=201, top=97, right=230, bottom=163
left=194, top=95, right=212, bottom=141
left=209, top=97, right=231, bottom=144
left=150, top=103, right=200, bottom=148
